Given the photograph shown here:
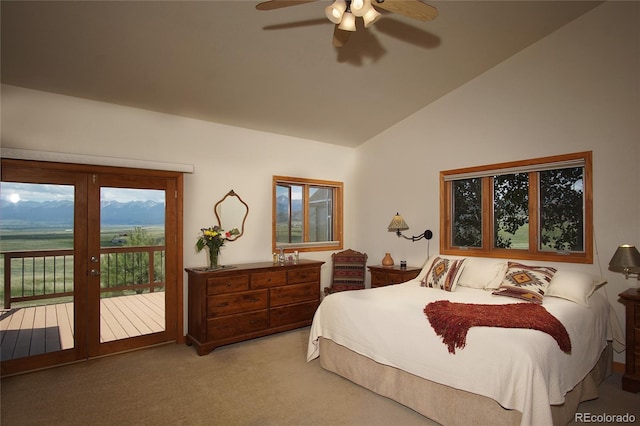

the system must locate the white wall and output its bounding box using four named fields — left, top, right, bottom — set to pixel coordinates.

left=1, top=84, right=358, bottom=329
left=354, top=1, right=640, bottom=364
